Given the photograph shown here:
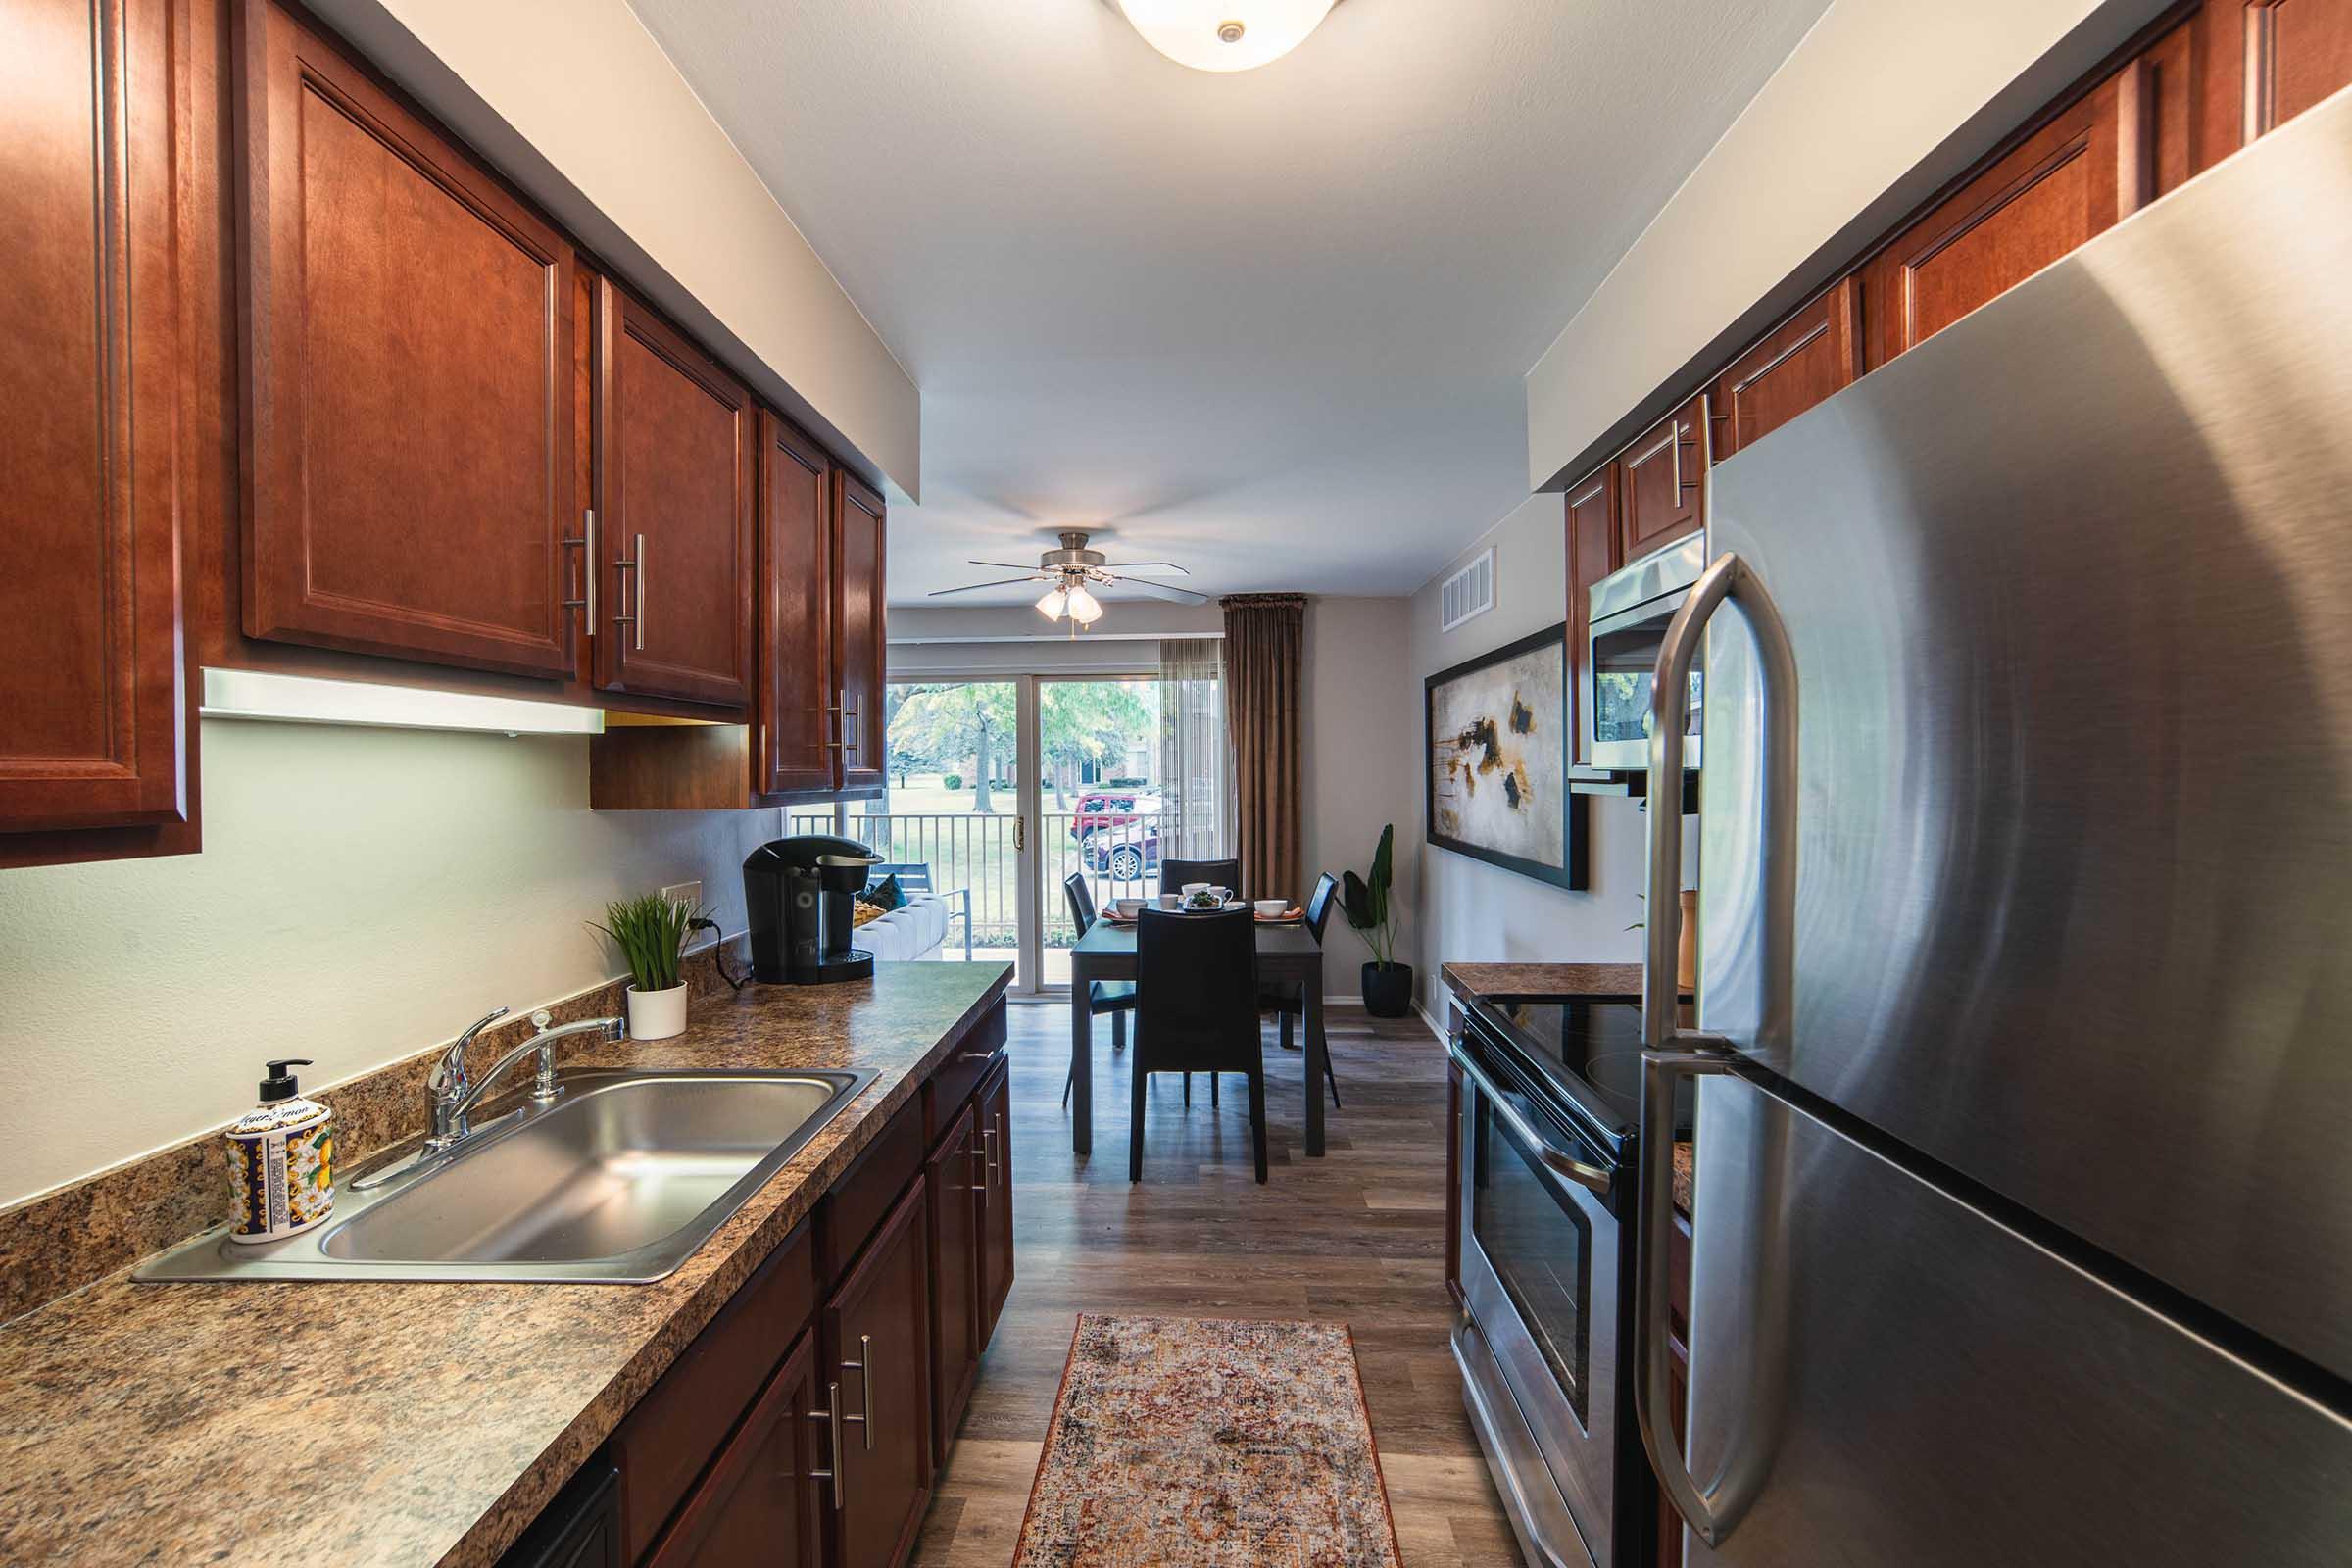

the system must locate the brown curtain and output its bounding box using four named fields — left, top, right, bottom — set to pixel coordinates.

left=1219, top=593, right=1305, bottom=904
